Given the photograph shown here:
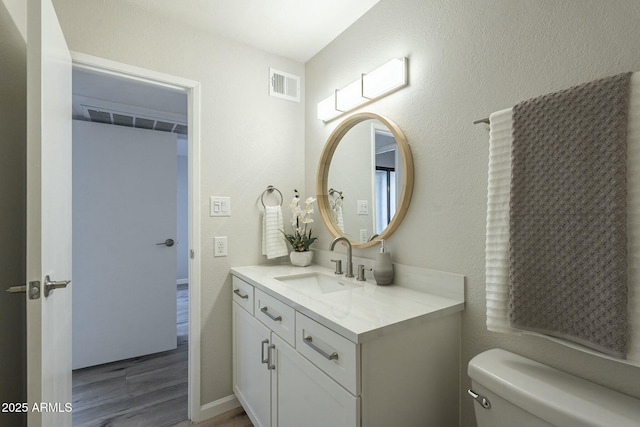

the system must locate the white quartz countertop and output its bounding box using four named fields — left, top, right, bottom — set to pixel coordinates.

left=231, top=264, right=465, bottom=343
